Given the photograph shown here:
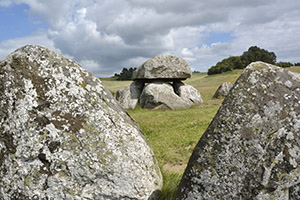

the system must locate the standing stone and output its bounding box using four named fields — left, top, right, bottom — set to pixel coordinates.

left=176, top=62, right=300, bottom=199
left=116, top=80, right=144, bottom=109
left=132, top=55, right=192, bottom=80
left=0, top=45, right=162, bottom=200
left=173, top=81, right=203, bottom=105
left=212, top=82, right=233, bottom=98
left=139, top=82, right=192, bottom=110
